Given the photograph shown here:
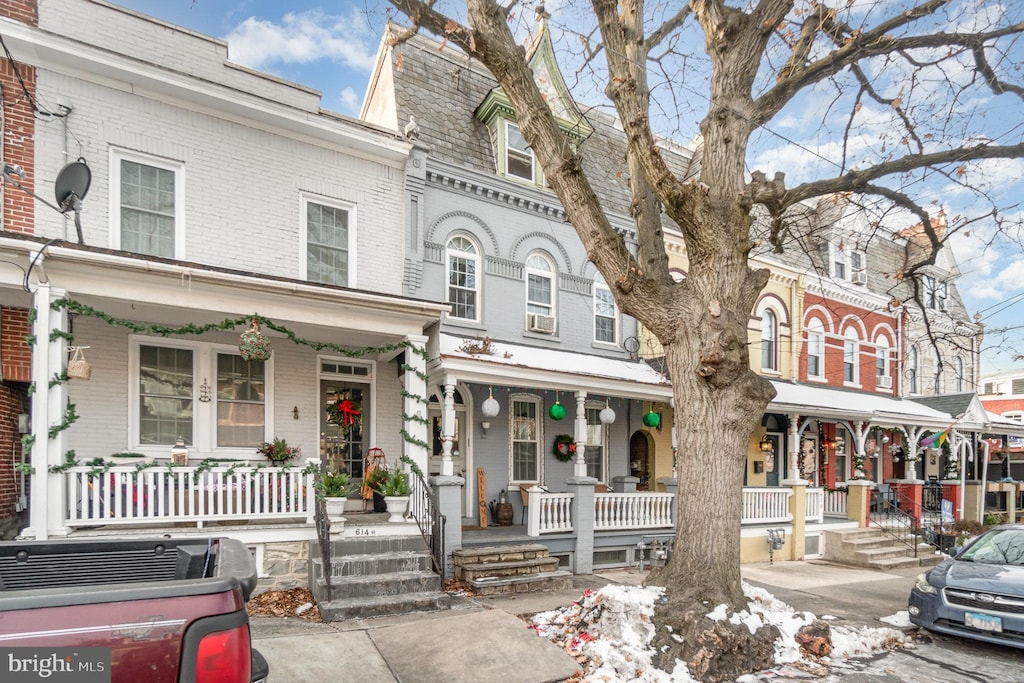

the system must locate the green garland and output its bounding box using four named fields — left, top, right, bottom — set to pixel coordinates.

left=22, top=298, right=433, bottom=479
